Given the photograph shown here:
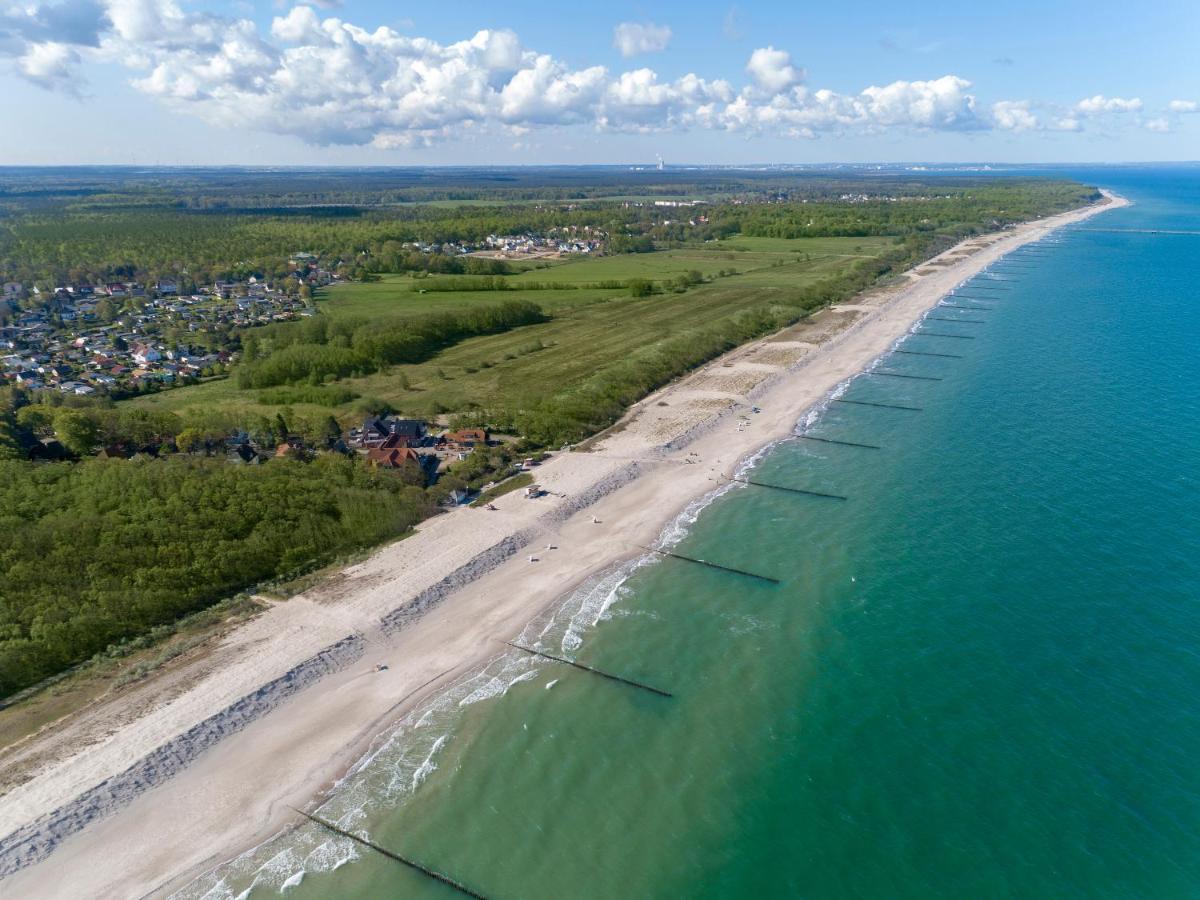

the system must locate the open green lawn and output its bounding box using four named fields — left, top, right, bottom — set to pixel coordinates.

left=508, top=236, right=894, bottom=284
left=130, top=236, right=891, bottom=424
left=508, top=249, right=744, bottom=283
left=320, top=277, right=618, bottom=319
left=315, top=234, right=895, bottom=322
left=718, top=234, right=894, bottom=255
